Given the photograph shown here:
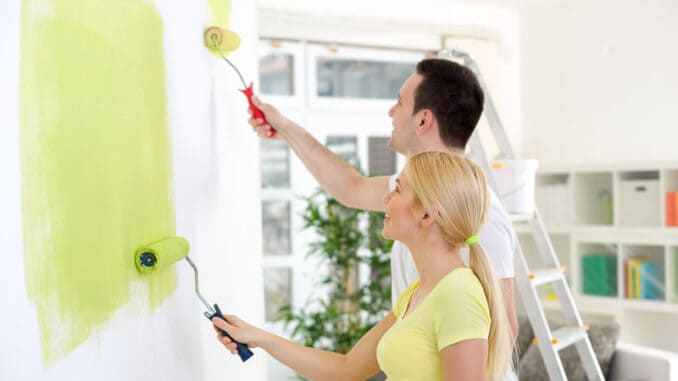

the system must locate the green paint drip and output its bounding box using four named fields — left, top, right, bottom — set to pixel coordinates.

left=20, top=0, right=176, bottom=367
left=208, top=0, right=232, bottom=27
